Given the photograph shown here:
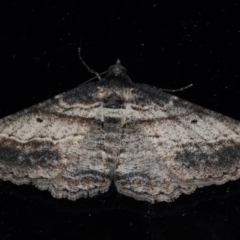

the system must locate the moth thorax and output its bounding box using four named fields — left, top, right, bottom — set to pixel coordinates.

left=104, top=92, right=126, bottom=107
